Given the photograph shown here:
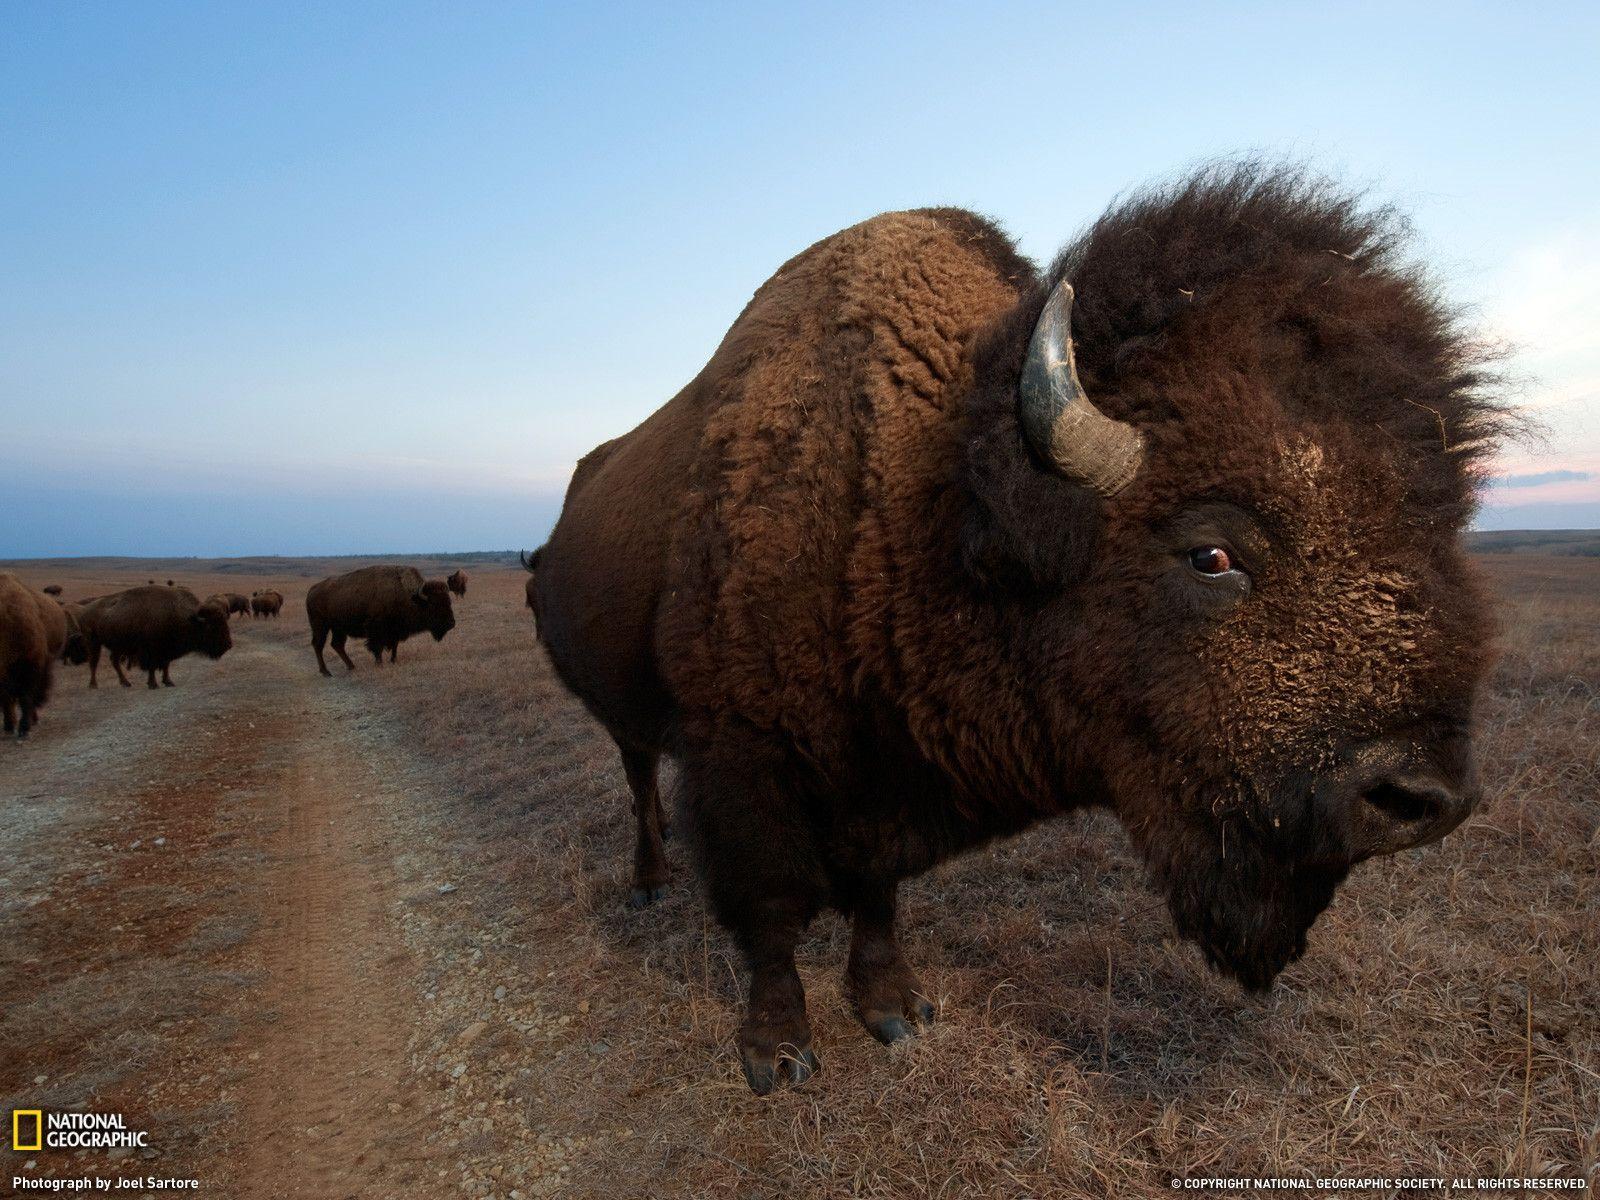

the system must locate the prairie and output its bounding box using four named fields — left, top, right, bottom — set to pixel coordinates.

left=0, top=552, right=1595, bottom=1197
